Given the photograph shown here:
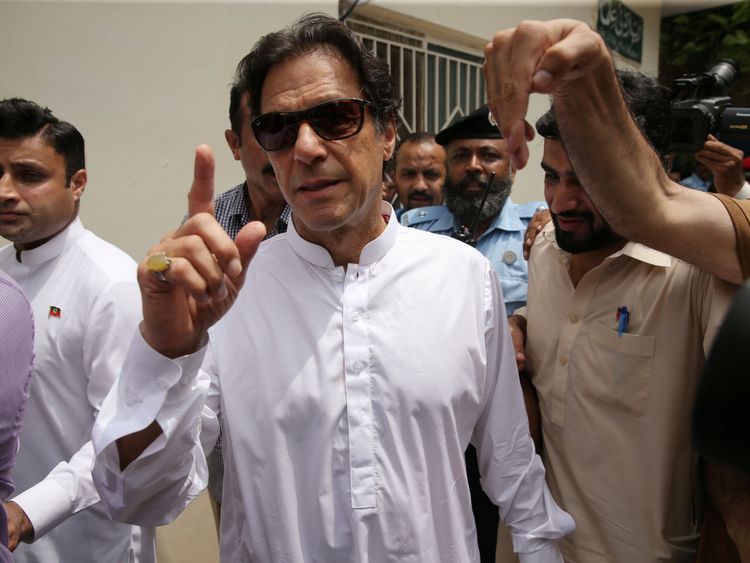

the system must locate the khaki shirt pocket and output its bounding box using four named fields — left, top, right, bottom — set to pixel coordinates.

left=585, top=321, right=656, bottom=416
